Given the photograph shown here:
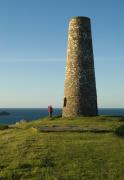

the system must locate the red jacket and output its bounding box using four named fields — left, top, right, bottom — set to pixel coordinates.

left=48, top=106, right=52, bottom=113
